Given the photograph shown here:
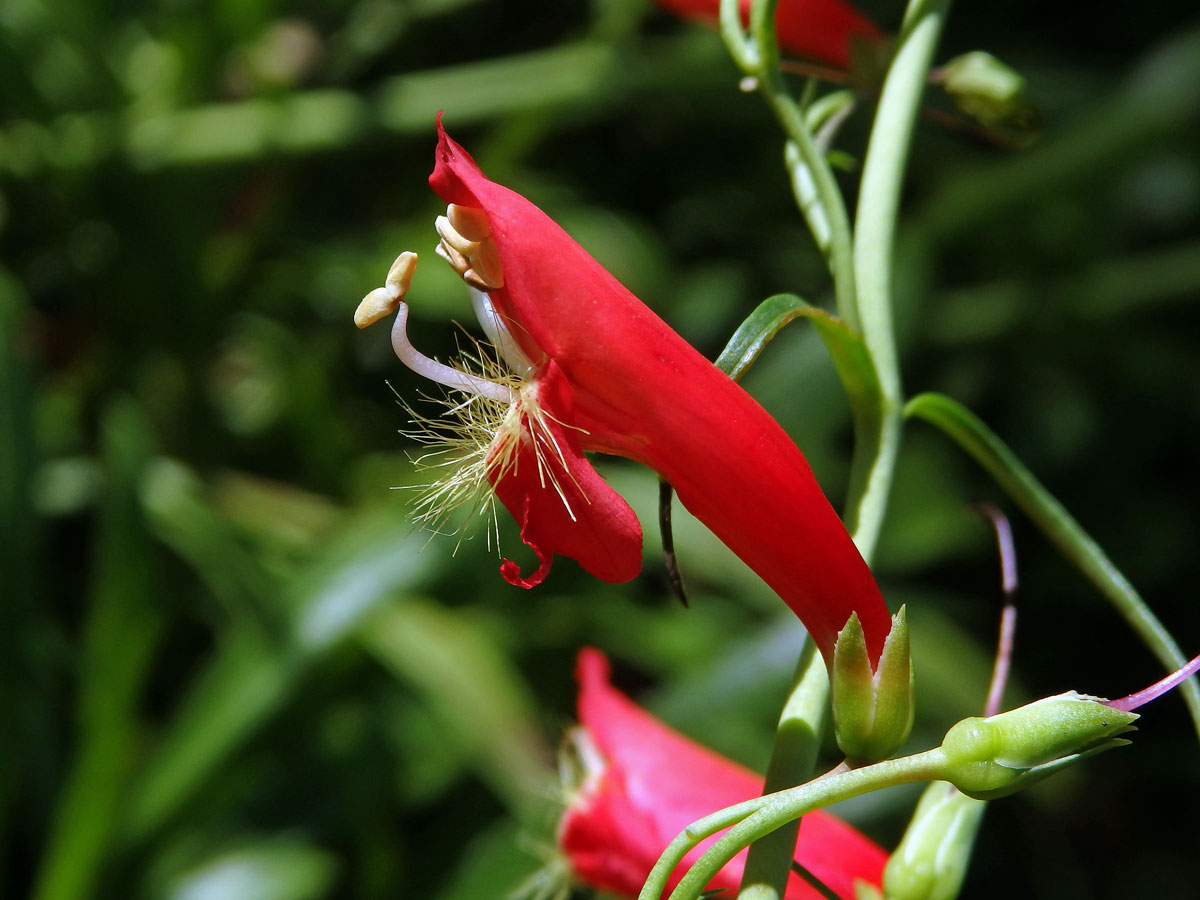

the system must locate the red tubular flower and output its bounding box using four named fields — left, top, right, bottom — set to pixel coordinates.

left=655, top=0, right=884, bottom=70
left=359, top=118, right=891, bottom=666
left=559, top=648, right=888, bottom=899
